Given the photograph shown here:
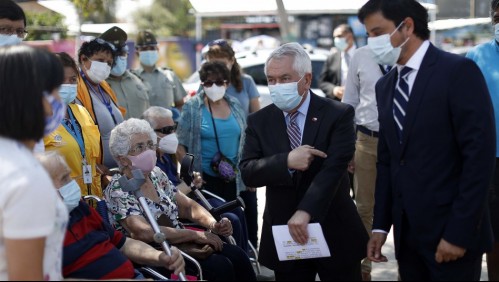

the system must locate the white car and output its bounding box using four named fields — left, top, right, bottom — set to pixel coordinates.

left=183, top=47, right=328, bottom=108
